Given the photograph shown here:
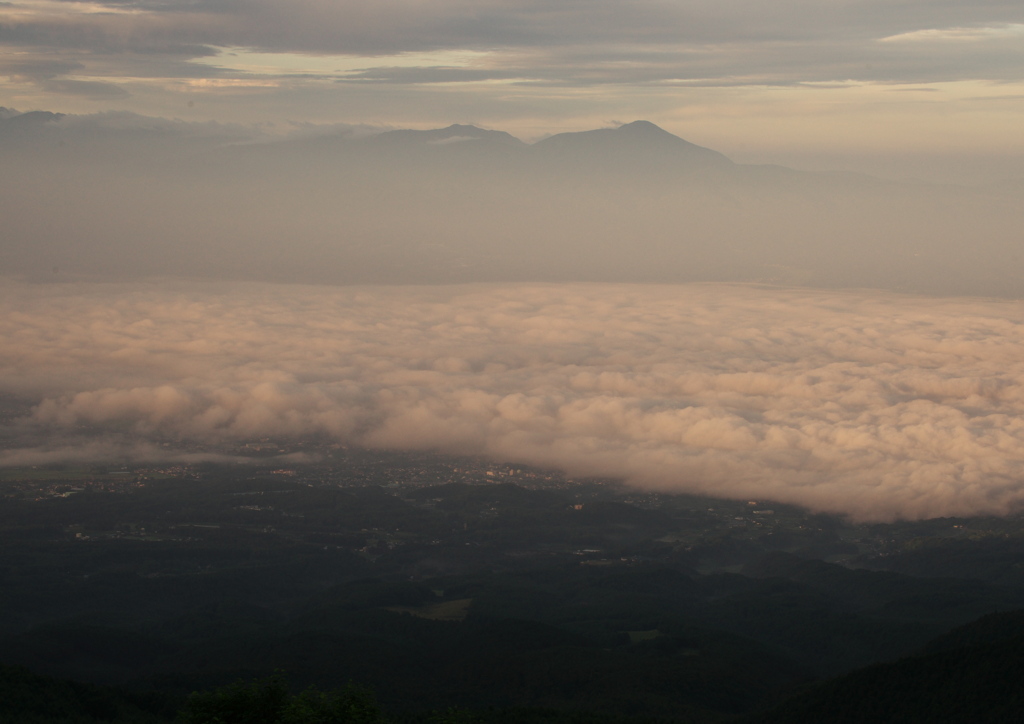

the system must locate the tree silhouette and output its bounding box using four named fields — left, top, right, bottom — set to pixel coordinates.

left=178, top=674, right=385, bottom=724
